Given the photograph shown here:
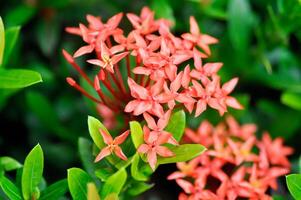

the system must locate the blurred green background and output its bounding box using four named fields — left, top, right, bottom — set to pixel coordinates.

left=1, top=0, right=301, bottom=199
